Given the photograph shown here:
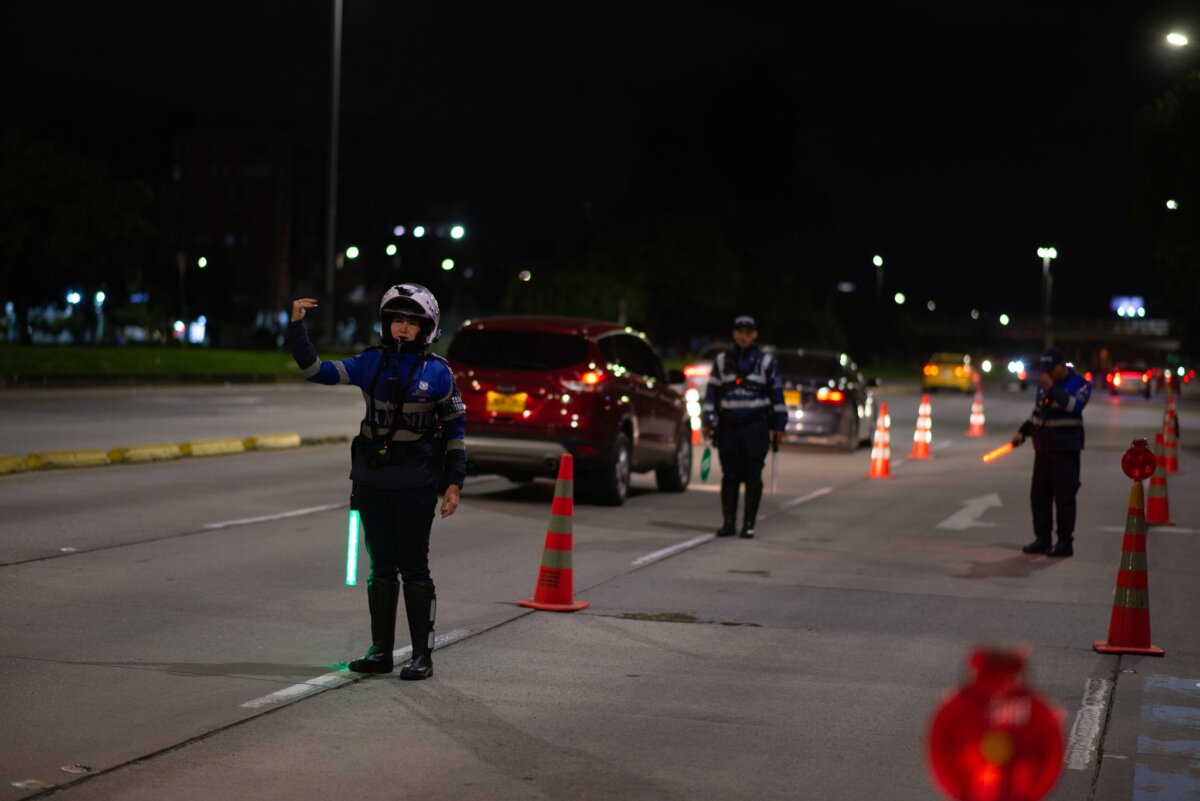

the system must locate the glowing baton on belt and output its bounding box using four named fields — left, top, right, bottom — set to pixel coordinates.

left=981, top=443, right=1015, bottom=463
left=345, top=510, right=361, bottom=586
